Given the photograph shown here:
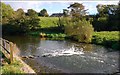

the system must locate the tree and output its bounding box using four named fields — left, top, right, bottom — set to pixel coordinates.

left=68, top=2, right=87, bottom=21
left=2, top=3, right=41, bottom=35
left=27, top=9, right=38, bottom=17
left=94, top=3, right=119, bottom=31
left=63, top=9, right=69, bottom=17
left=61, top=3, right=94, bottom=43
left=39, top=9, right=49, bottom=17
left=96, top=4, right=118, bottom=17
left=1, top=2, right=15, bottom=24
left=27, top=9, right=40, bottom=31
